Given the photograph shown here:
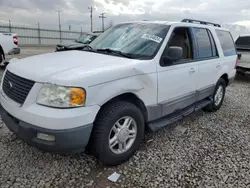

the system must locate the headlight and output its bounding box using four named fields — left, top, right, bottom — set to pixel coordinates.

left=37, top=84, right=86, bottom=108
